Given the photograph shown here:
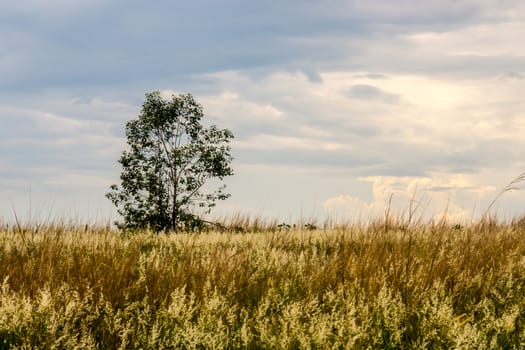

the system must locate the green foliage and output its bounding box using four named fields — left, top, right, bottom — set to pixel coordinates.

left=107, top=92, right=234, bottom=232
